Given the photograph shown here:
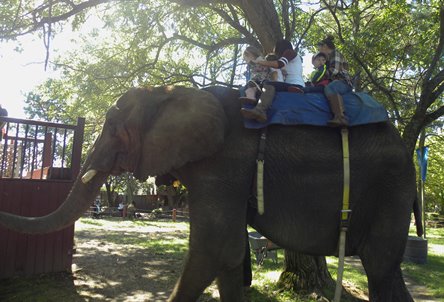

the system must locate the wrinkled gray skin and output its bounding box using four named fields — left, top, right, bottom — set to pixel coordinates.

left=0, top=86, right=417, bottom=302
